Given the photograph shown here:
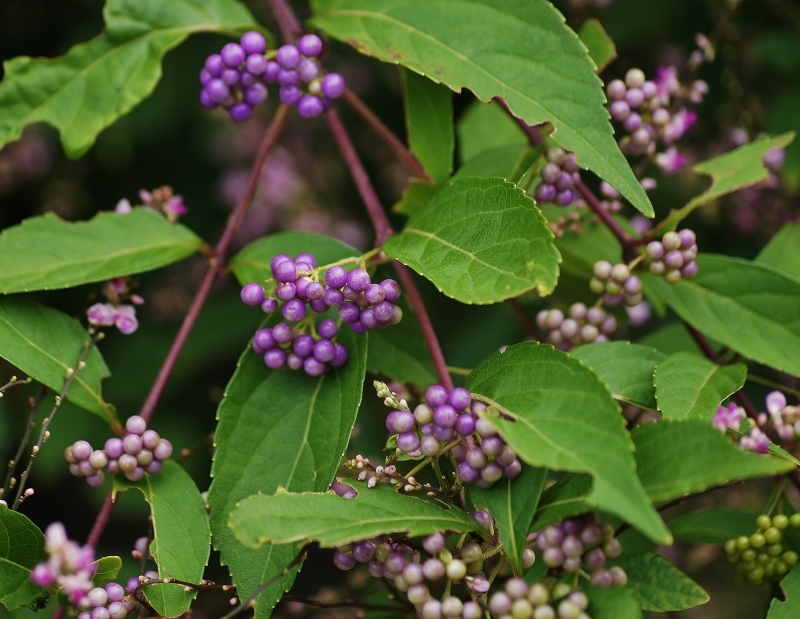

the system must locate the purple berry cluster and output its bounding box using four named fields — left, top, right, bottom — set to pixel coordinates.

left=252, top=319, right=348, bottom=376
left=488, top=579, right=591, bottom=619
left=75, top=583, right=135, bottom=619
left=199, top=31, right=344, bottom=121
left=589, top=261, right=643, bottom=307
left=30, top=523, right=97, bottom=606
left=645, top=229, right=699, bottom=282
left=534, top=147, right=581, bottom=207
left=536, top=304, right=616, bottom=351
left=322, top=266, right=403, bottom=333
left=65, top=415, right=173, bottom=486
